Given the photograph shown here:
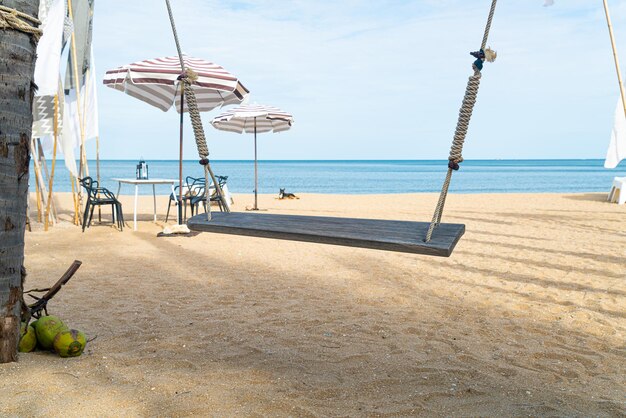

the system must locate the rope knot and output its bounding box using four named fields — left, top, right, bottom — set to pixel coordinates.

left=185, top=68, right=198, bottom=82
left=470, top=47, right=497, bottom=72
left=448, top=160, right=461, bottom=171
left=177, top=68, right=198, bottom=83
